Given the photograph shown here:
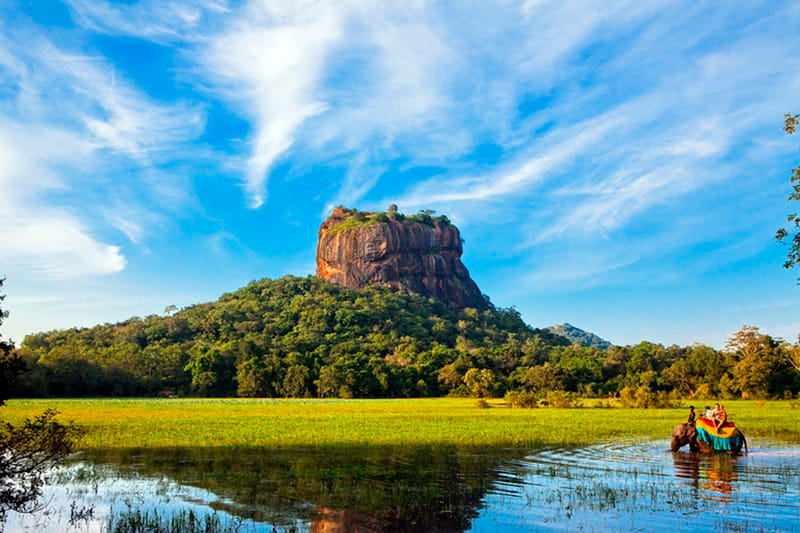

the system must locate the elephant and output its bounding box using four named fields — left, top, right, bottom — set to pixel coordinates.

left=671, top=421, right=747, bottom=453
left=671, top=422, right=700, bottom=452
